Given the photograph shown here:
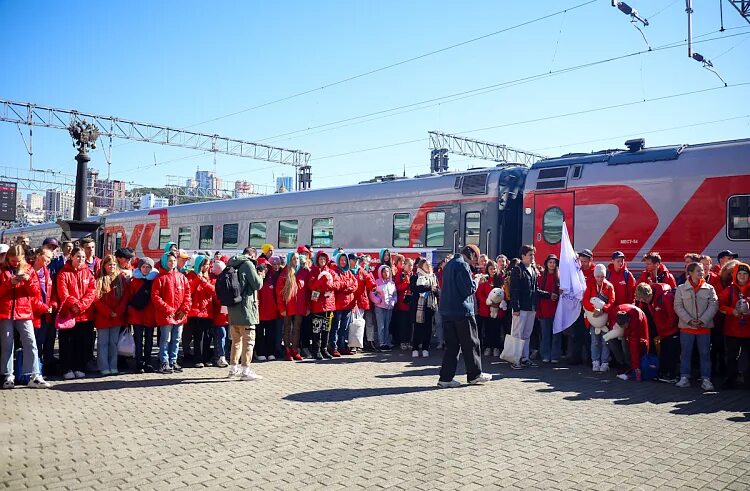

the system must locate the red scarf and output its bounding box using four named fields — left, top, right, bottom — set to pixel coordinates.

left=689, top=277, right=704, bottom=293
